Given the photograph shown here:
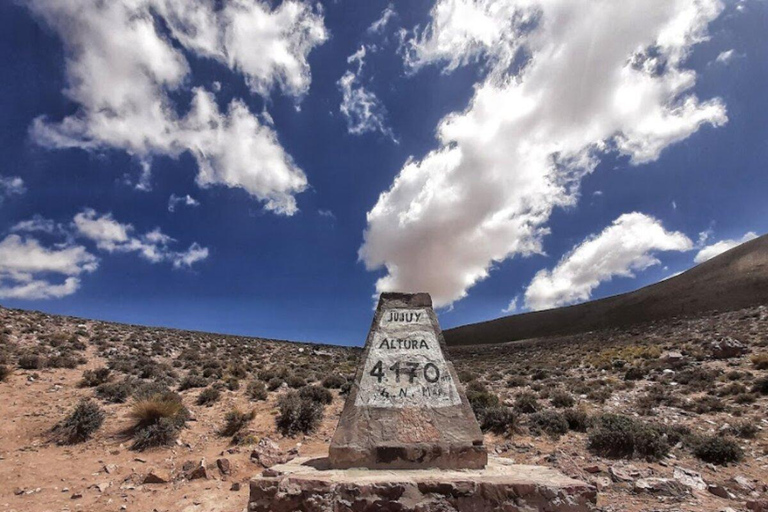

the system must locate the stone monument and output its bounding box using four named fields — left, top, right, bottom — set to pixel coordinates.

left=329, top=292, right=486, bottom=469
left=248, top=292, right=597, bottom=512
